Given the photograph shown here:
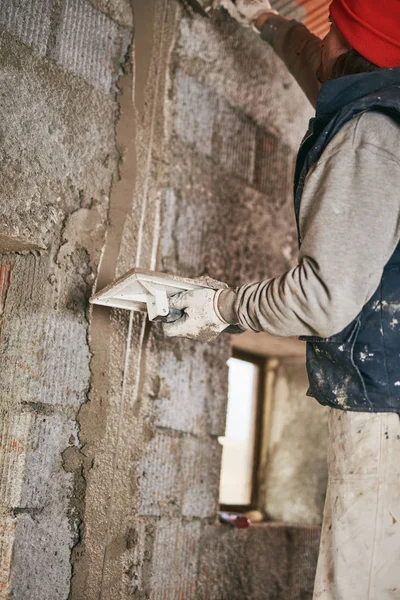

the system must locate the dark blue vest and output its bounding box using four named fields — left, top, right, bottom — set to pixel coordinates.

left=295, top=69, right=400, bottom=412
